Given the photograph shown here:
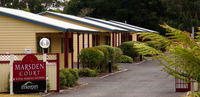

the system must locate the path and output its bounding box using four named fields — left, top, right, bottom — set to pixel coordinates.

left=47, top=59, right=183, bottom=97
